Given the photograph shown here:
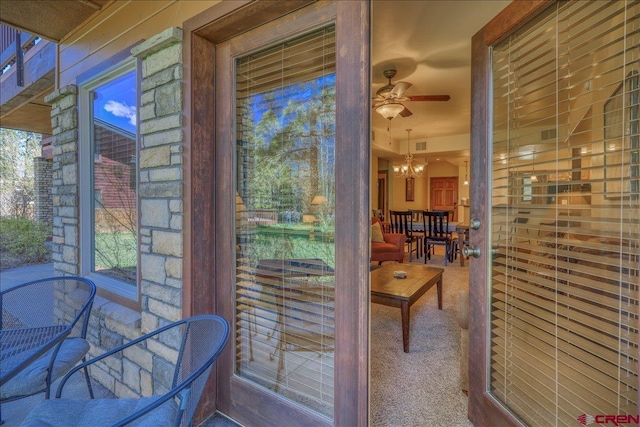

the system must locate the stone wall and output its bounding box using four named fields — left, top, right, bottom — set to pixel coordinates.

left=45, top=85, right=80, bottom=276
left=33, top=157, right=53, bottom=227
left=44, top=27, right=185, bottom=398
left=132, top=27, right=184, bottom=336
